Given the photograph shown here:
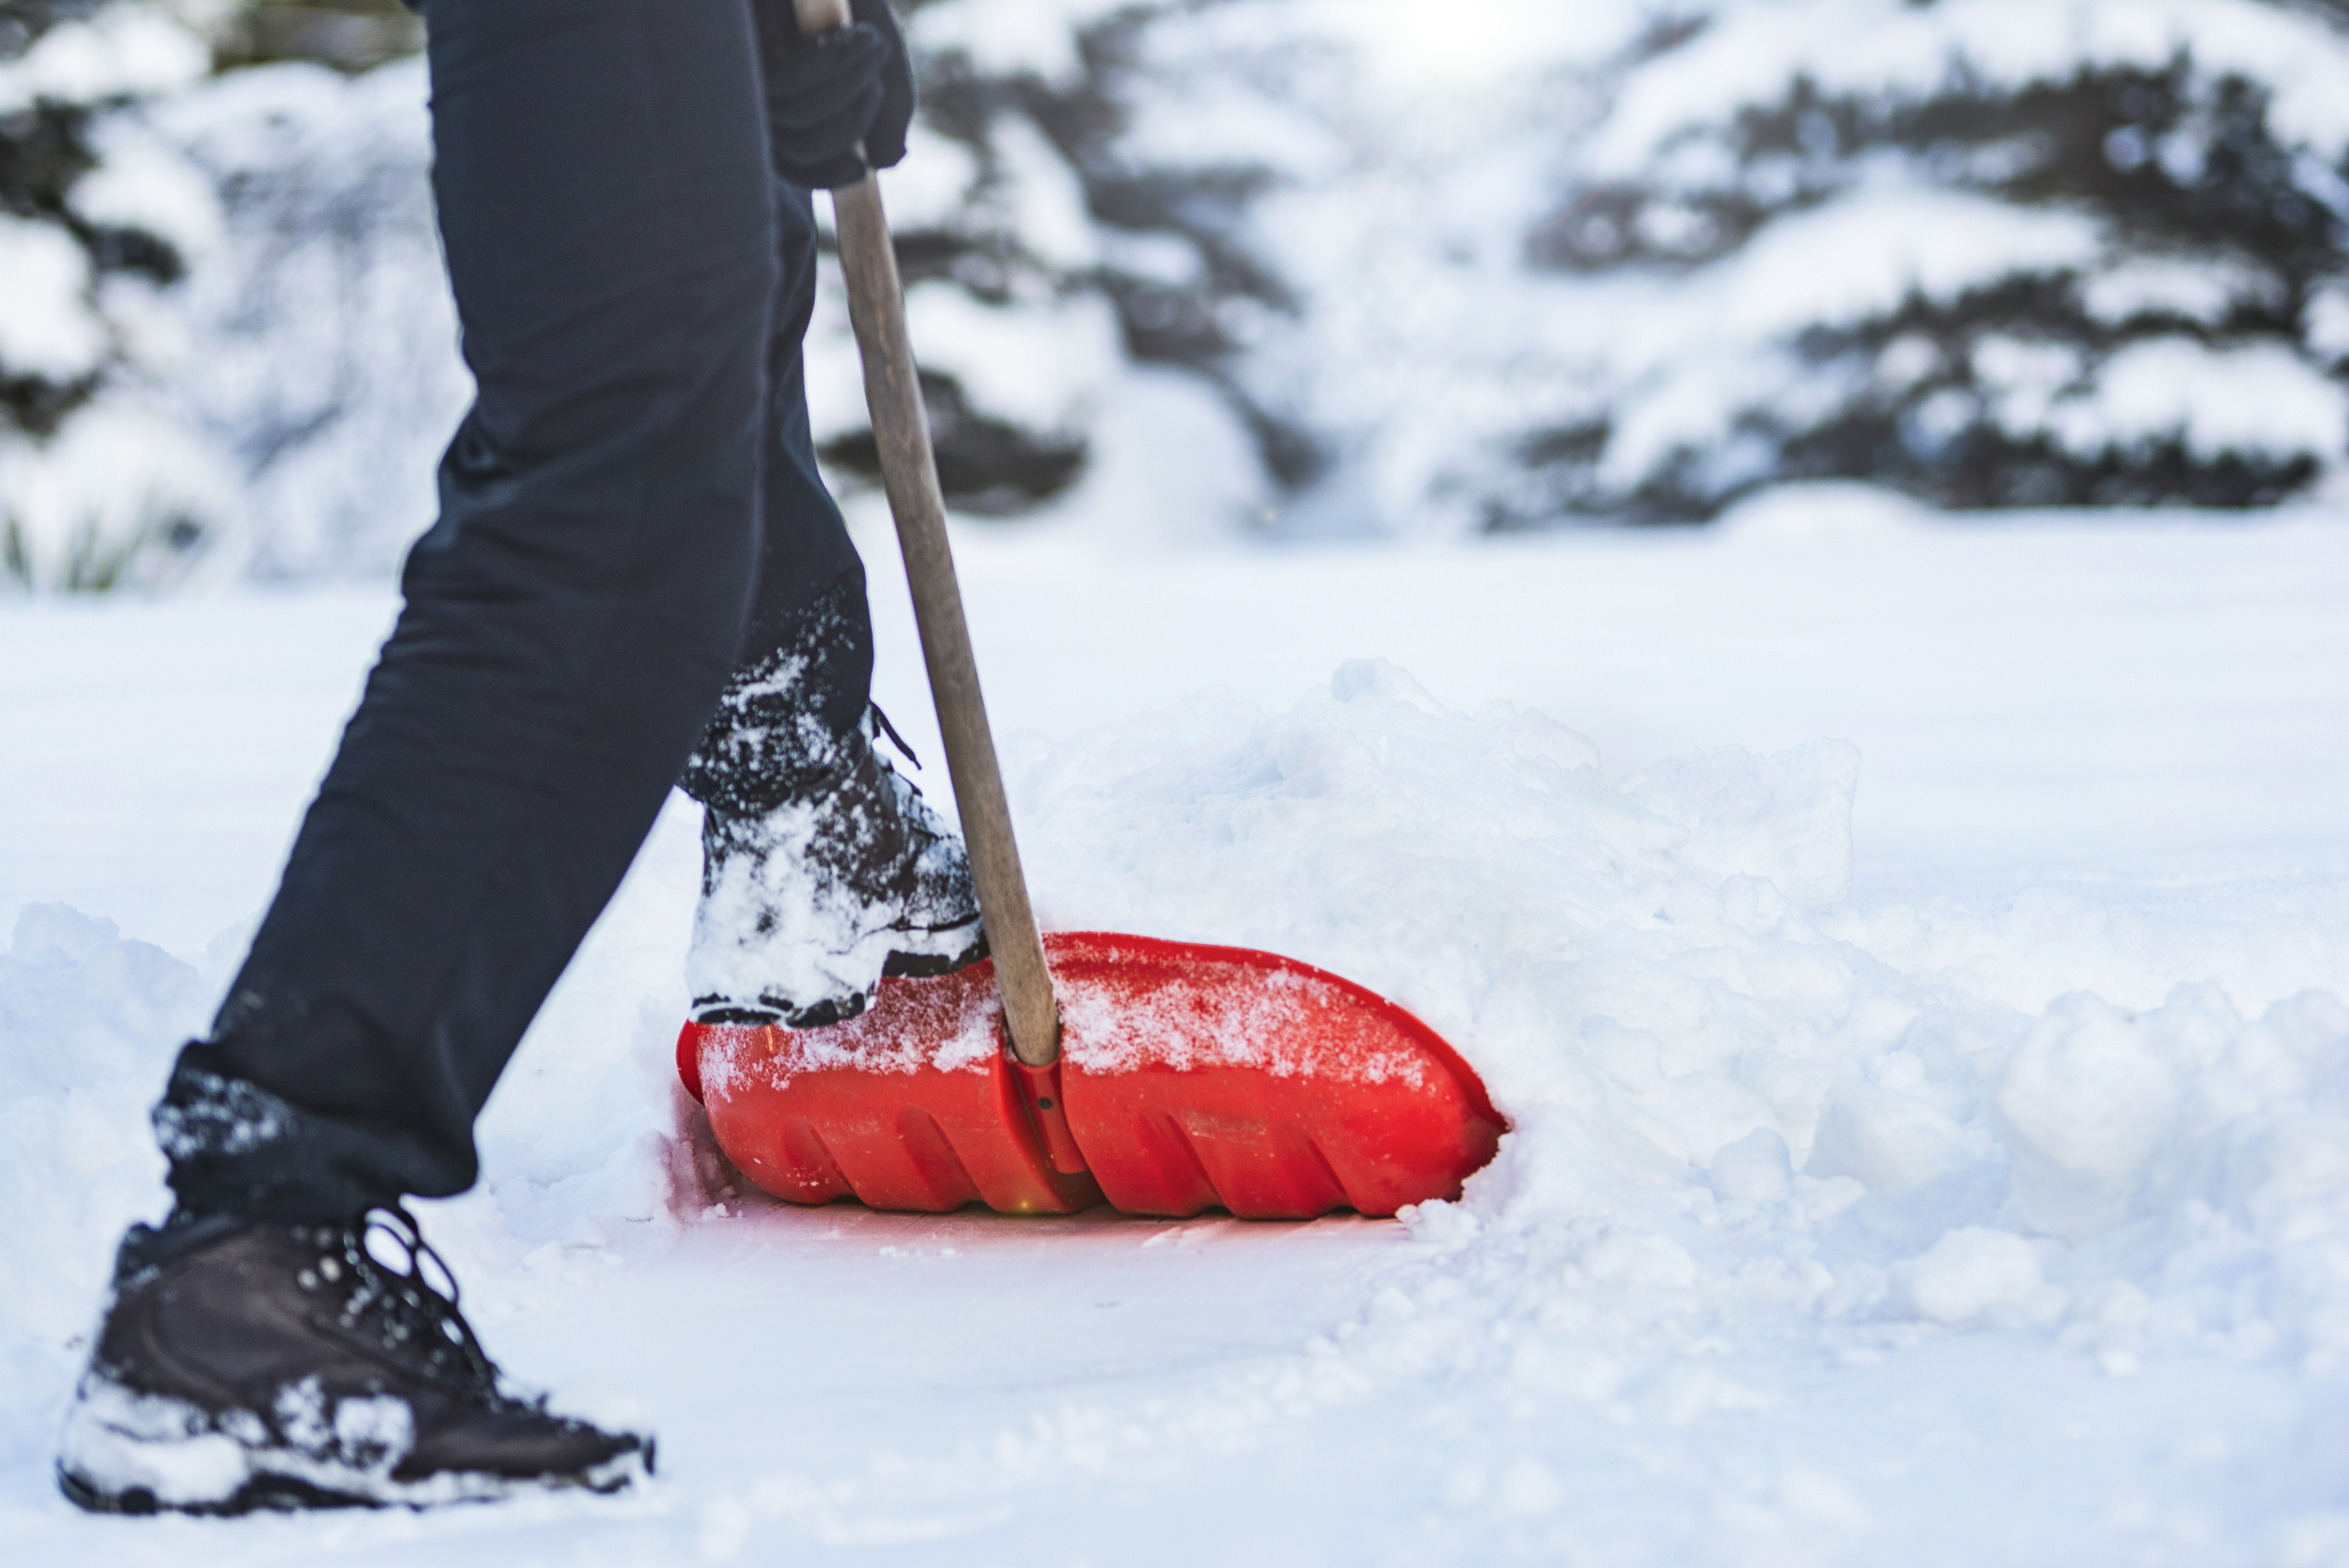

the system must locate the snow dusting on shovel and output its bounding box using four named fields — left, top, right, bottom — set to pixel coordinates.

left=701, top=944, right=1433, bottom=1089
left=1058, top=955, right=1431, bottom=1085
left=699, top=970, right=1004, bottom=1089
